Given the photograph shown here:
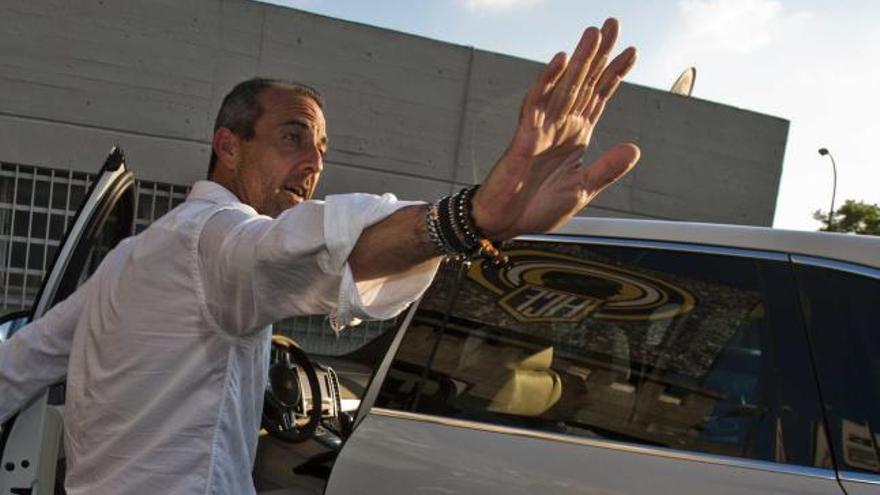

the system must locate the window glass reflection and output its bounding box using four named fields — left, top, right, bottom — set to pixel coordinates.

left=378, top=240, right=823, bottom=468
left=796, top=264, right=880, bottom=474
